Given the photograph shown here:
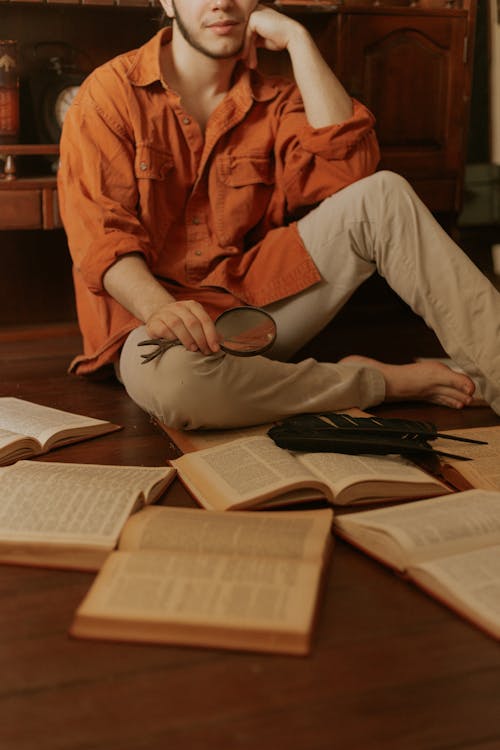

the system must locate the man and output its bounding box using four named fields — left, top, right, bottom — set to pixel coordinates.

left=58, top=0, right=500, bottom=429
